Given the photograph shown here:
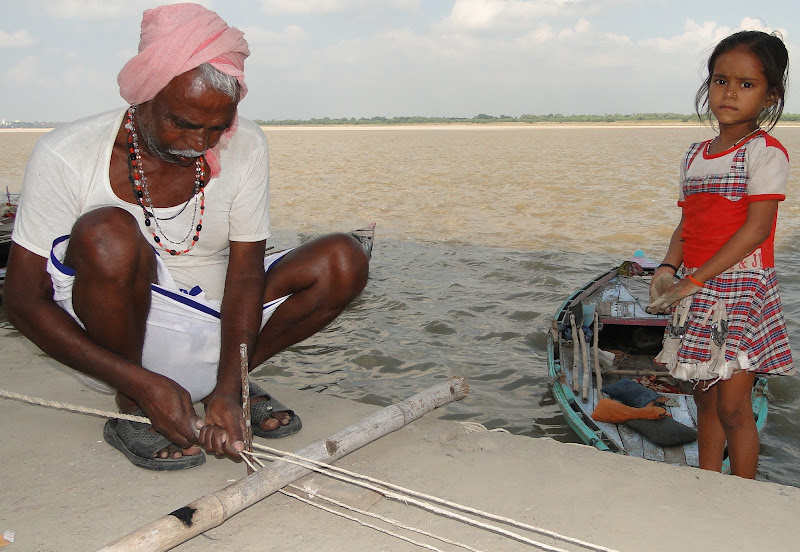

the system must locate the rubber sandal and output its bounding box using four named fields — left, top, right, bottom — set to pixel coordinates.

left=102, top=411, right=206, bottom=471
left=249, top=382, right=302, bottom=438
